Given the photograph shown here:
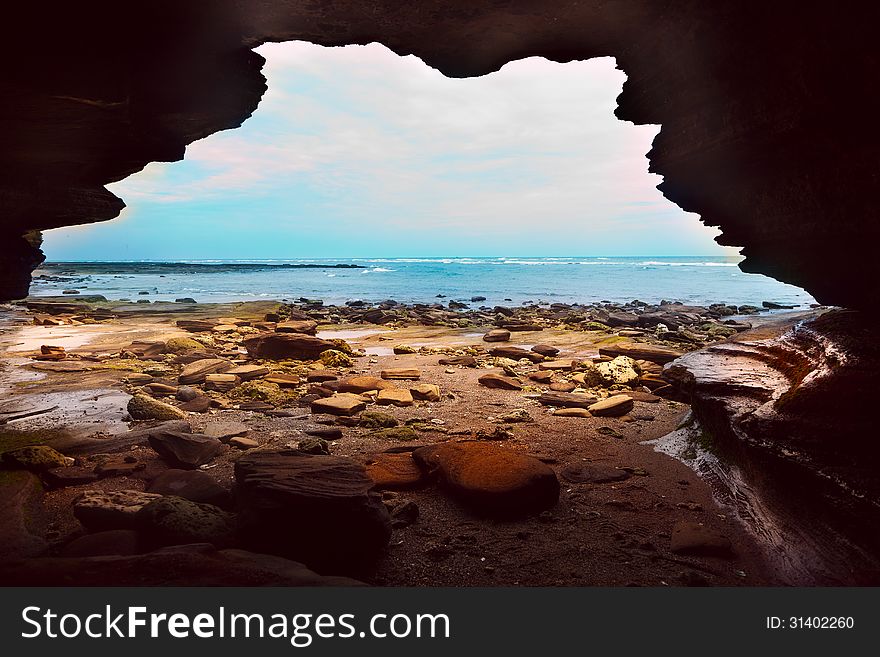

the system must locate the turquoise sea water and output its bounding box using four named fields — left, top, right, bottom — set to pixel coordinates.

left=30, top=256, right=816, bottom=308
